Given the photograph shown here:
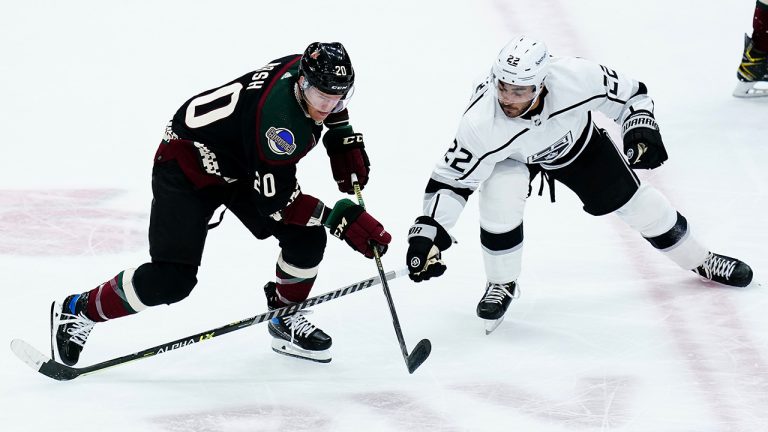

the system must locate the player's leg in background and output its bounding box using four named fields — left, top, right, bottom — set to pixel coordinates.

left=753, top=0, right=768, bottom=51
left=734, top=0, right=768, bottom=96
left=476, top=159, right=529, bottom=329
